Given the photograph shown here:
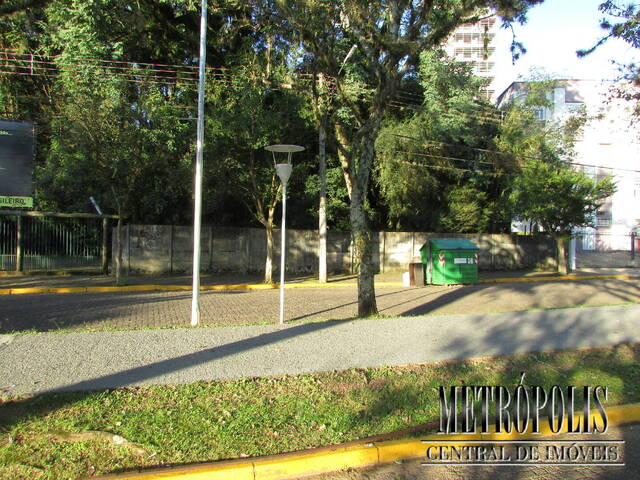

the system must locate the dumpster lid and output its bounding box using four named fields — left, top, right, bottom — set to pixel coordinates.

left=422, top=239, right=479, bottom=251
